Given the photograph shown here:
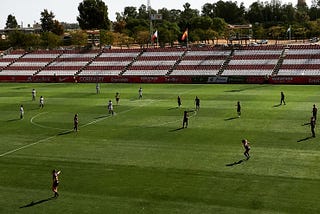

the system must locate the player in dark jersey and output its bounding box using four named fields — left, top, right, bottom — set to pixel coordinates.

left=52, top=169, right=61, bottom=198
left=177, top=96, right=181, bottom=107
left=138, top=87, right=143, bottom=99
left=74, top=114, right=79, bottom=132
left=96, top=83, right=100, bottom=94
left=312, top=104, right=317, bottom=121
left=280, top=91, right=286, bottom=105
left=115, top=92, right=120, bottom=105
left=311, top=116, right=316, bottom=137
left=183, top=110, right=189, bottom=128
left=237, top=101, right=241, bottom=118
left=242, top=139, right=251, bottom=160
left=32, top=89, right=36, bottom=101
left=195, top=96, right=200, bottom=111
